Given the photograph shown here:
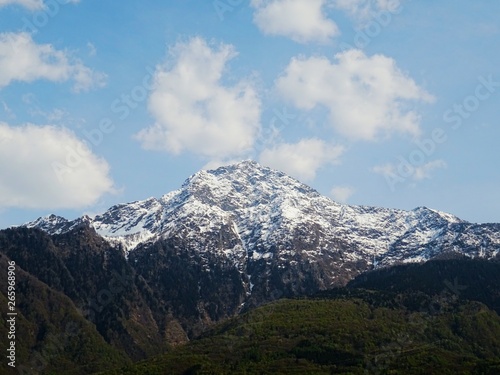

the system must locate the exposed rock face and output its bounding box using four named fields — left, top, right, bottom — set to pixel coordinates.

left=19, top=160, right=500, bottom=335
